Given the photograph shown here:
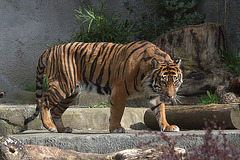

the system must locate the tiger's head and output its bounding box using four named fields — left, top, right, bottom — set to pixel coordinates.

left=145, top=58, right=183, bottom=104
